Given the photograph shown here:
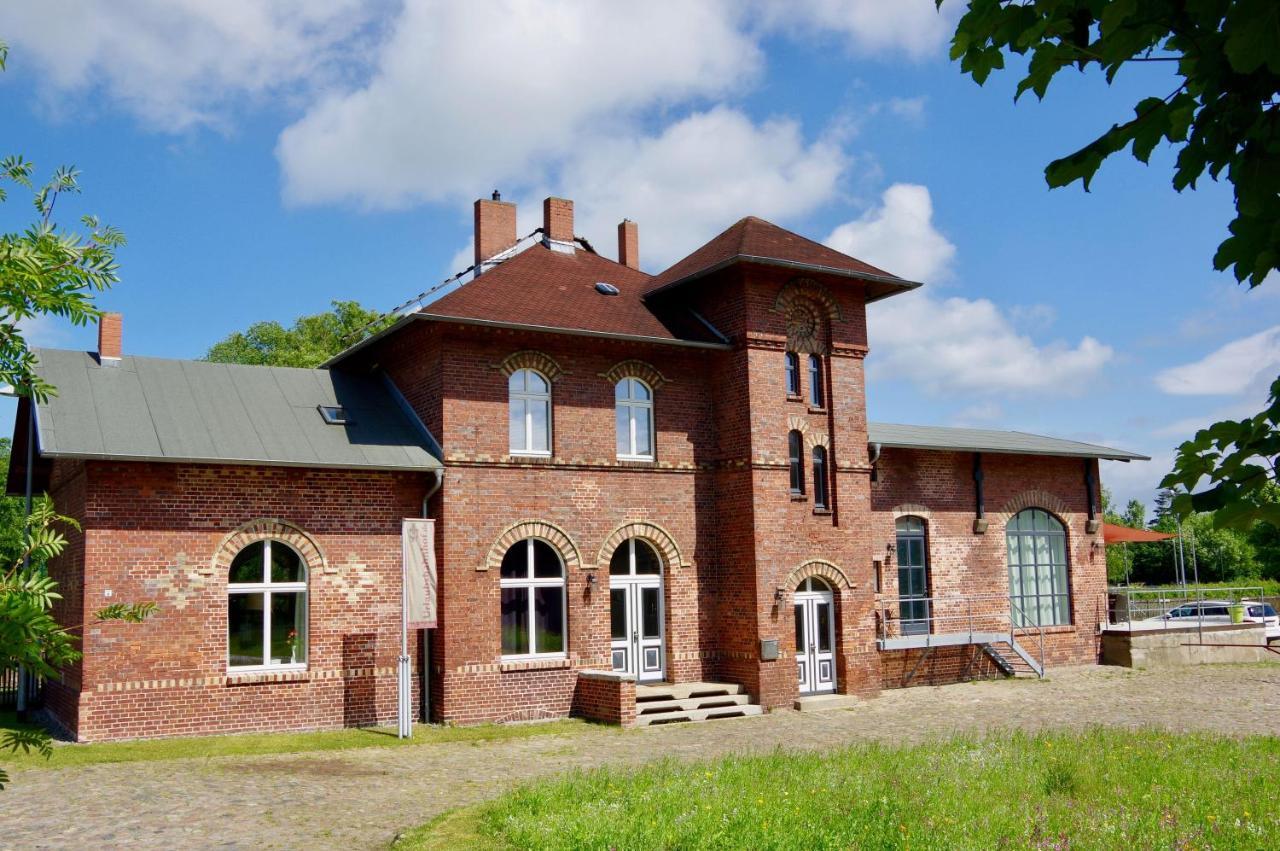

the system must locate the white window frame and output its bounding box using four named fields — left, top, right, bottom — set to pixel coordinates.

left=499, top=539, right=568, bottom=660
left=227, top=539, right=308, bottom=674
left=615, top=377, right=655, bottom=461
left=509, top=368, right=552, bottom=457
